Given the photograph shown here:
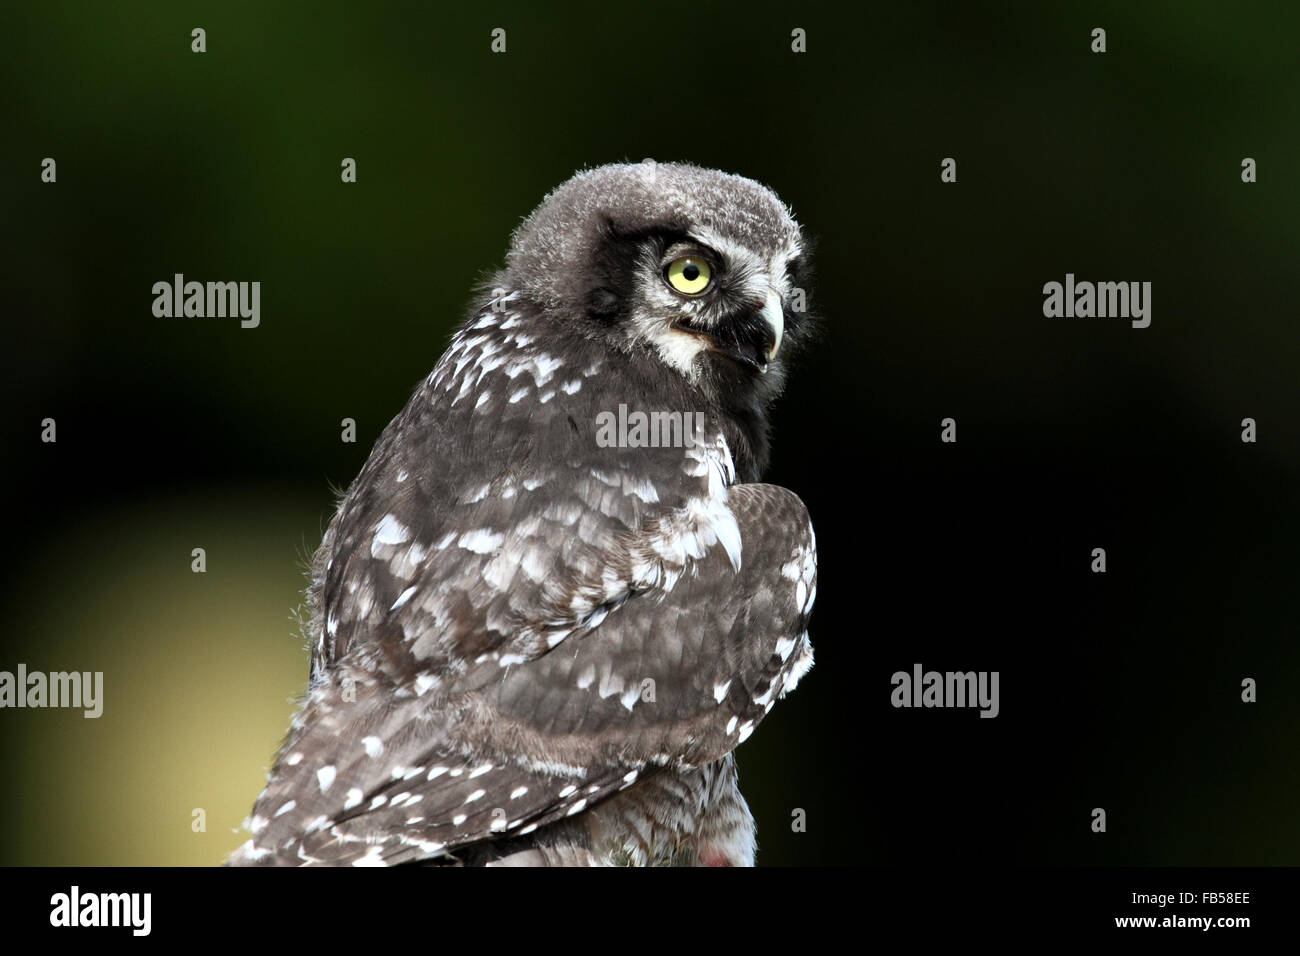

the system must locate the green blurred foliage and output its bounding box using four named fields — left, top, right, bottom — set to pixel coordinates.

left=1, top=494, right=315, bottom=864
